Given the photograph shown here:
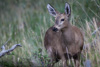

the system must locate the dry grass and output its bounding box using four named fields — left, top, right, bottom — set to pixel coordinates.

left=0, top=0, right=100, bottom=67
